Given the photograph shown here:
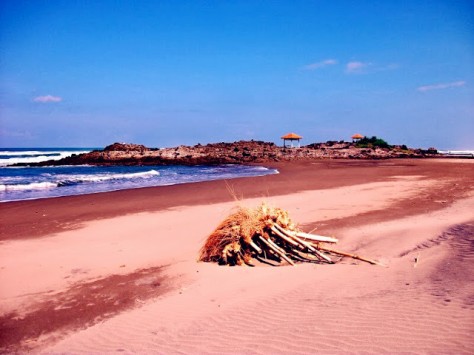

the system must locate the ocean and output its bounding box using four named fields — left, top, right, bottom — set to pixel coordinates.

left=0, top=148, right=279, bottom=202
left=437, top=150, right=474, bottom=157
